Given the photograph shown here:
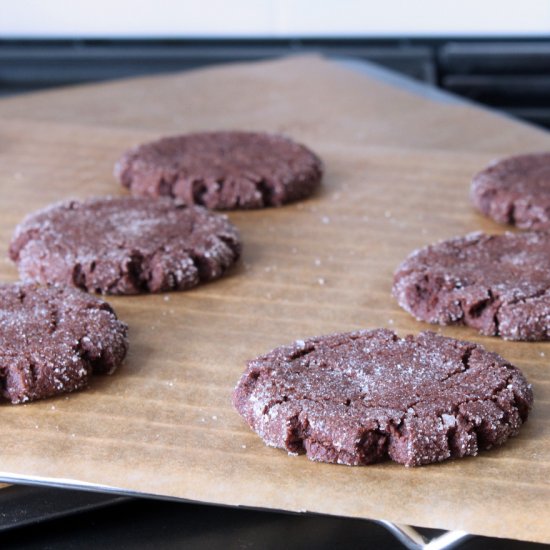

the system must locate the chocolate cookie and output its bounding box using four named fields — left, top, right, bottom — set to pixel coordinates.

left=9, top=196, right=241, bottom=295
left=471, top=152, right=550, bottom=229
left=393, top=231, right=550, bottom=340
left=0, top=283, right=128, bottom=403
left=114, top=131, right=322, bottom=209
left=233, top=329, right=532, bottom=467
